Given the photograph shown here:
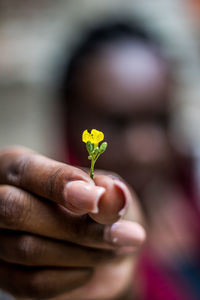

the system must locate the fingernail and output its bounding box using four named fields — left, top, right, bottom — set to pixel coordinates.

left=64, top=181, right=105, bottom=213
left=104, top=220, right=146, bottom=247
left=113, top=180, right=131, bottom=216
